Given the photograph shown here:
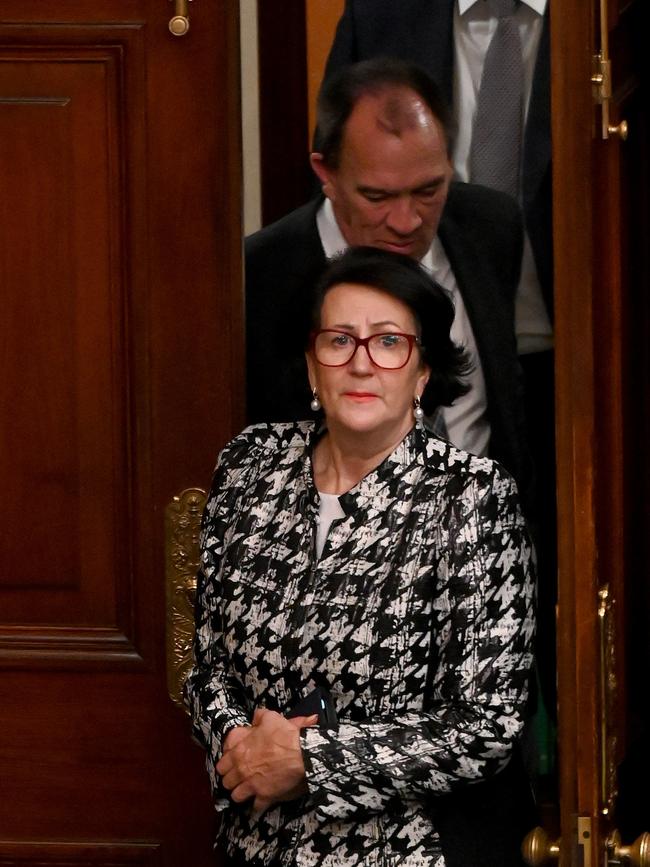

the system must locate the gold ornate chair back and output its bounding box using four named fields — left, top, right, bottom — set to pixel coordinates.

left=165, top=487, right=207, bottom=710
